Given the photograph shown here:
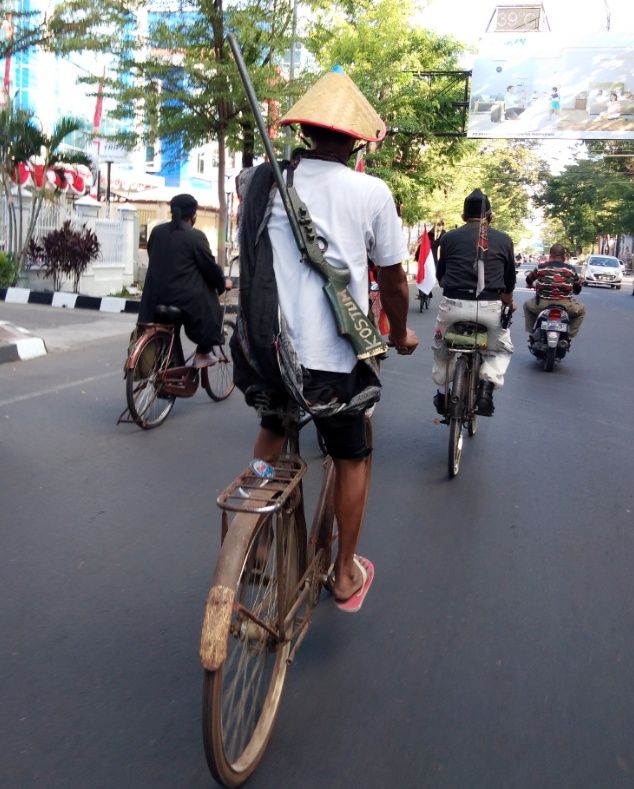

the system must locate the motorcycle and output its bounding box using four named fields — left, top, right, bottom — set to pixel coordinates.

left=527, top=303, right=570, bottom=372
